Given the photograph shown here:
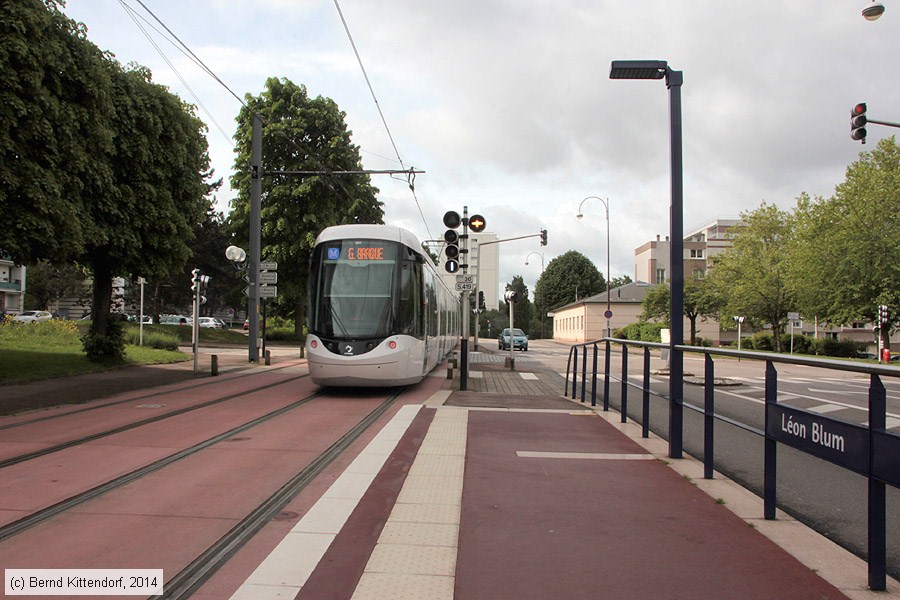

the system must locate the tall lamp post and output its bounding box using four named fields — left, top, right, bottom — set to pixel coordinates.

left=610, top=59, right=684, bottom=459
left=525, top=251, right=545, bottom=338
left=576, top=196, right=611, bottom=338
